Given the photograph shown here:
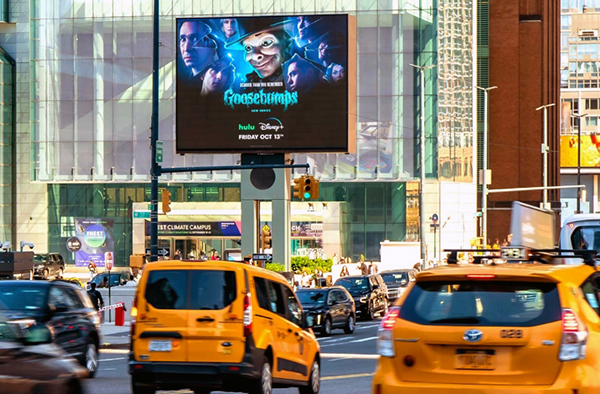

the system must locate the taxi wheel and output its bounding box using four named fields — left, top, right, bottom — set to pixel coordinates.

left=299, top=359, right=320, bottom=394
left=131, top=378, right=156, bottom=394
left=250, top=357, right=272, bottom=394
left=320, top=317, right=332, bottom=337
left=344, top=314, right=355, bottom=334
